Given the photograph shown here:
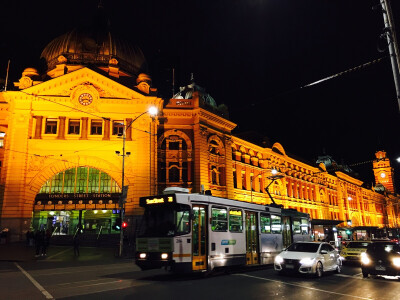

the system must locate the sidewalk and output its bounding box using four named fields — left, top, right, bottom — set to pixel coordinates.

left=0, top=242, right=135, bottom=265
